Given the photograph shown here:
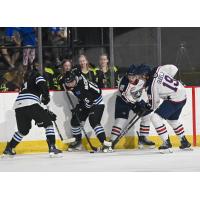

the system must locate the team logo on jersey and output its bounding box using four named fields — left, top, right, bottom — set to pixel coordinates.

left=130, top=88, right=142, bottom=99
left=84, top=98, right=90, bottom=103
